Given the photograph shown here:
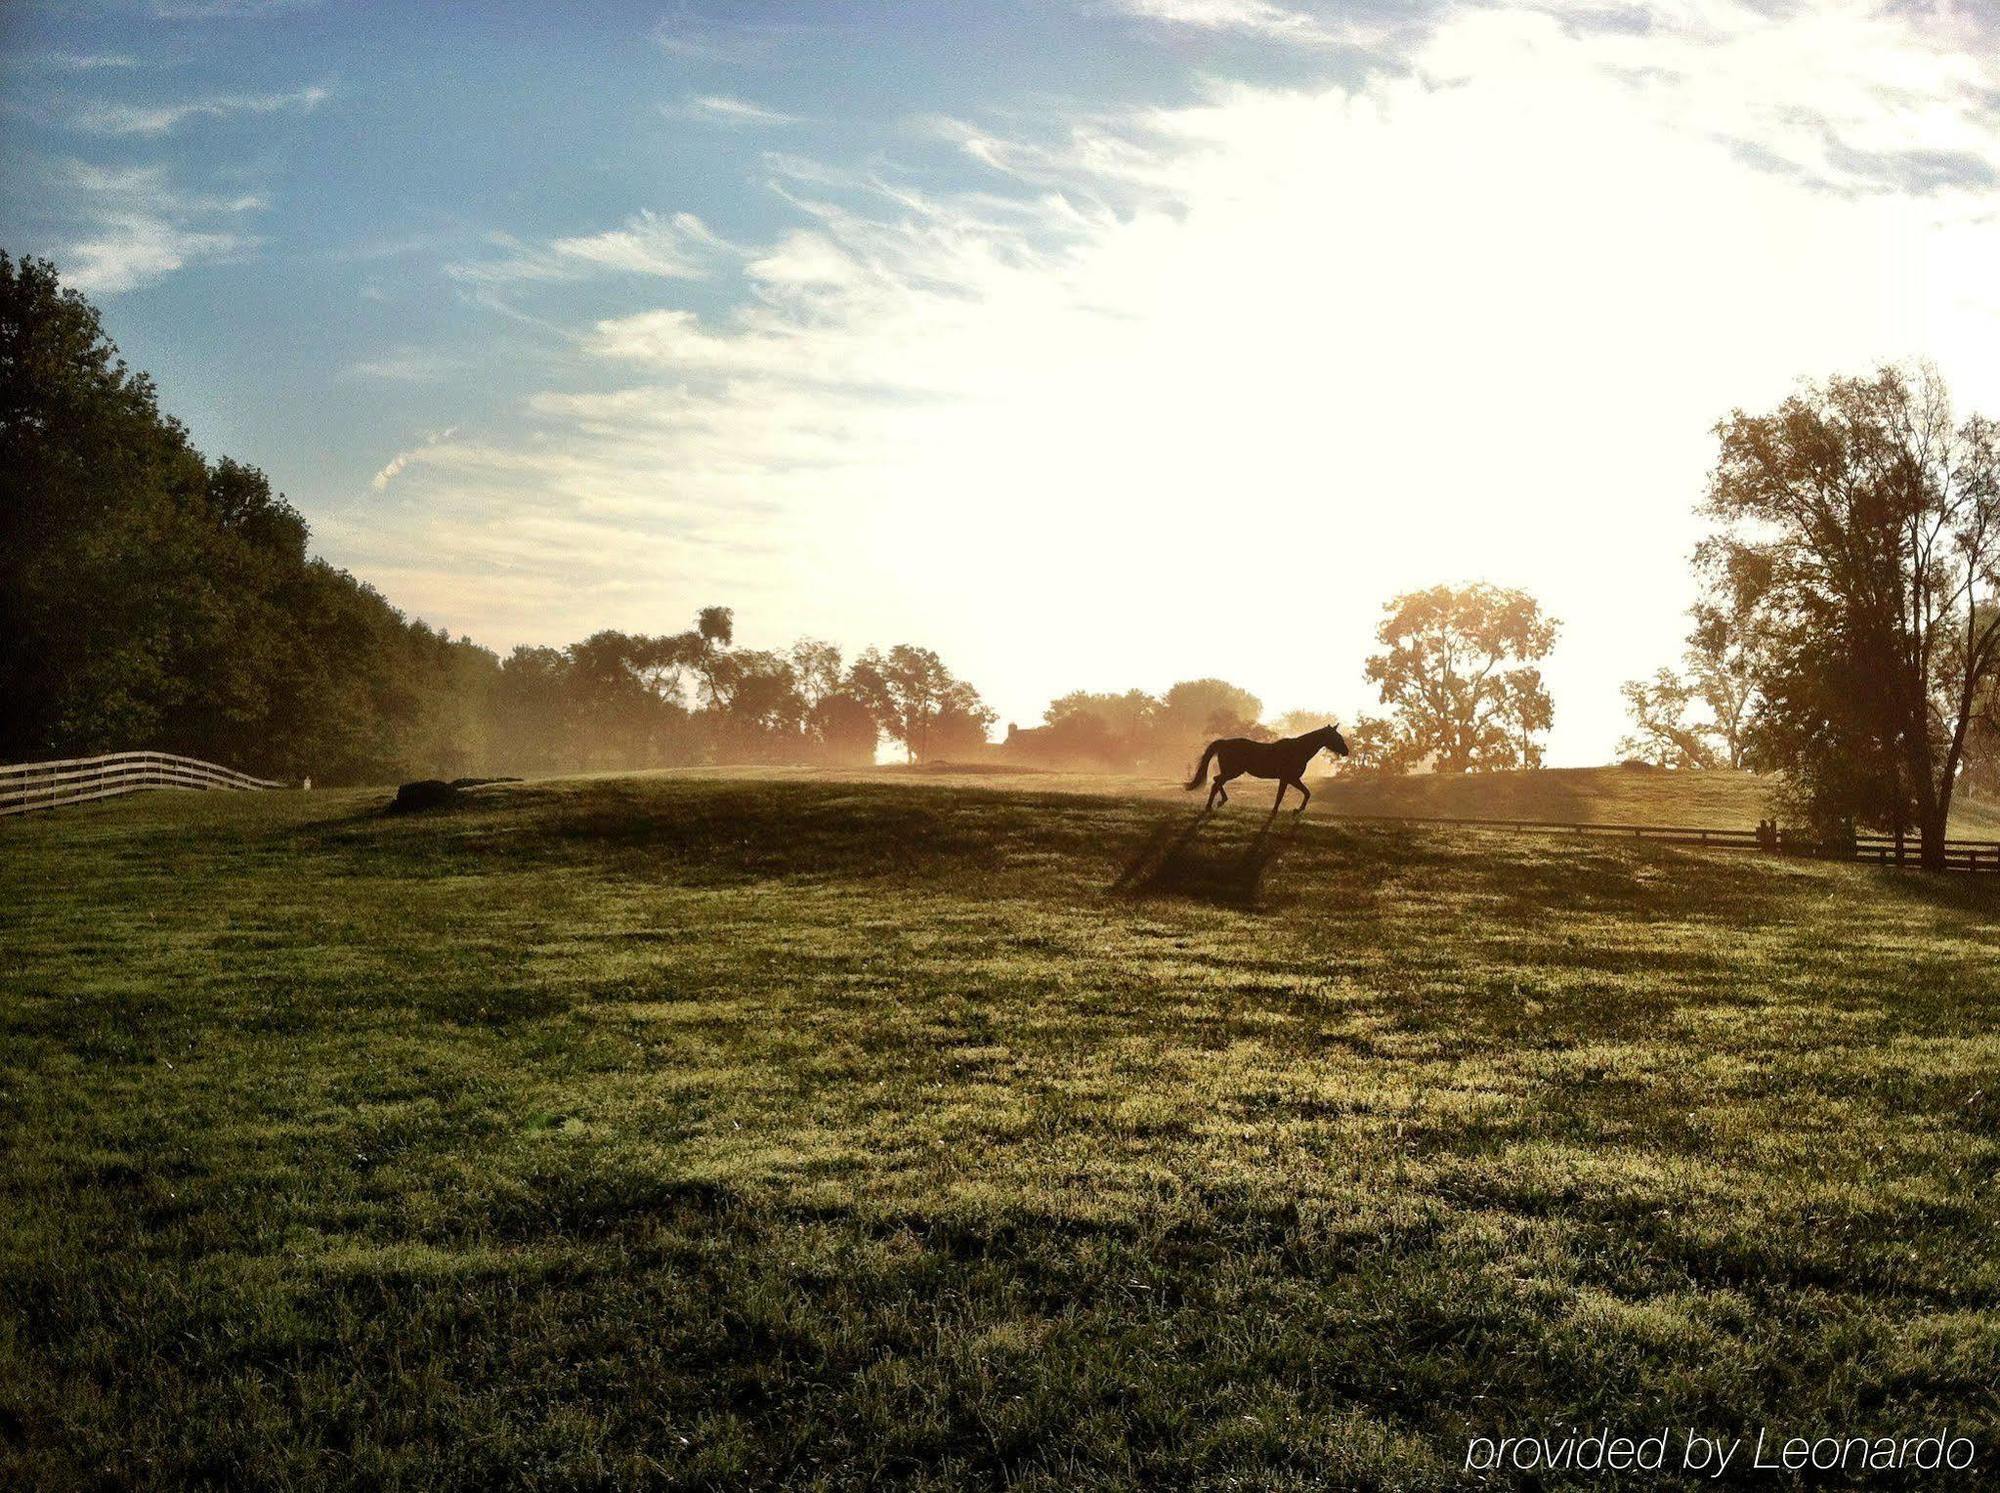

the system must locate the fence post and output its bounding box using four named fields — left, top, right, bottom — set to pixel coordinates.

left=1894, top=826, right=1905, bottom=869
